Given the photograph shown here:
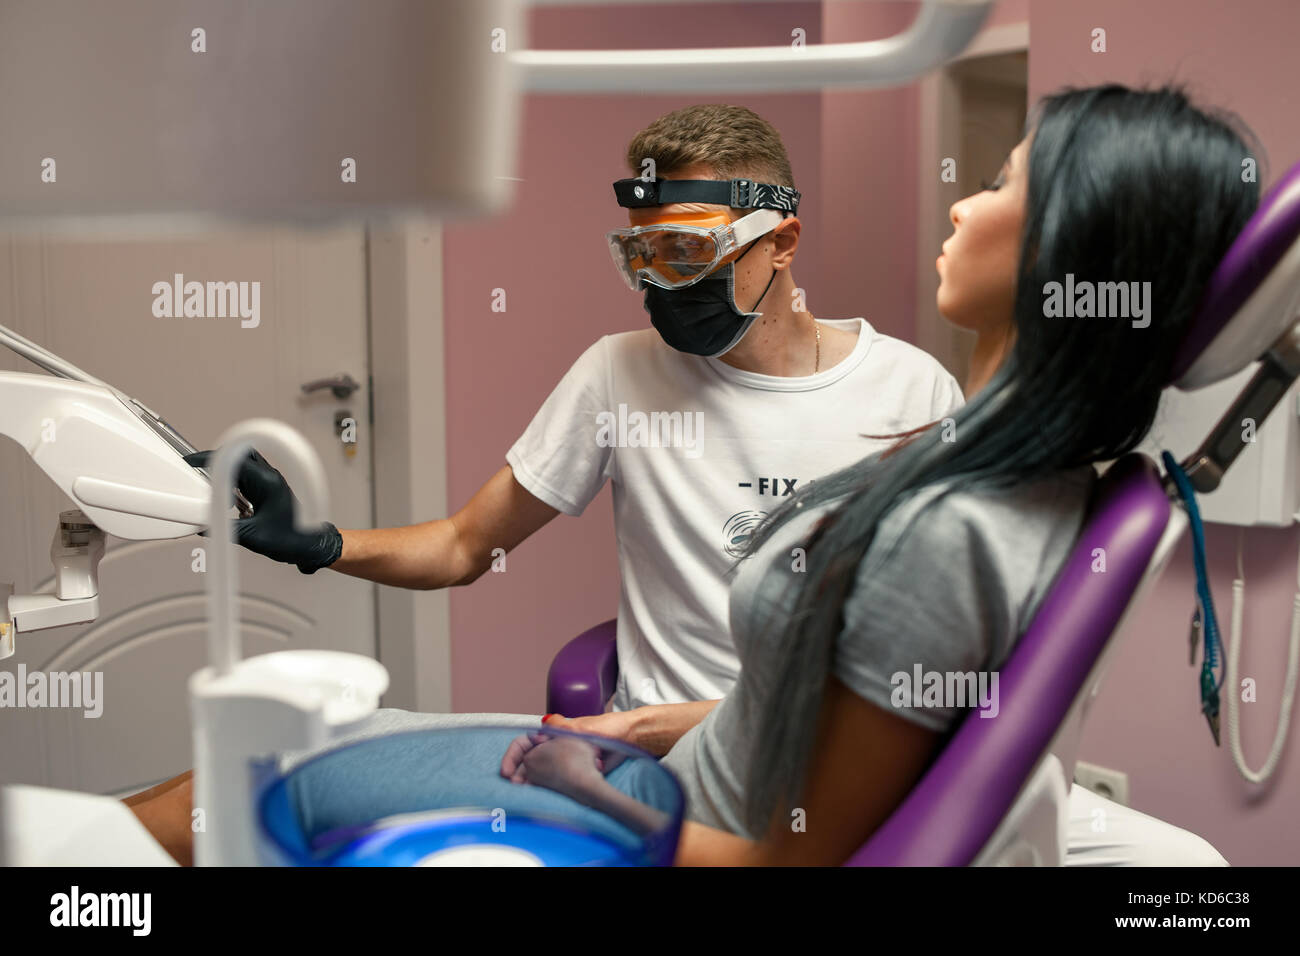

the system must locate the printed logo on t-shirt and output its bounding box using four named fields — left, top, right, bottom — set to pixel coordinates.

left=725, top=476, right=811, bottom=555
left=722, top=510, right=766, bottom=557
left=737, top=477, right=800, bottom=497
